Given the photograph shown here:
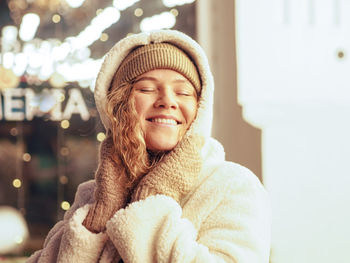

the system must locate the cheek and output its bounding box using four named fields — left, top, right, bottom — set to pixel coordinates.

left=184, top=101, right=198, bottom=127
left=133, top=94, right=148, bottom=116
